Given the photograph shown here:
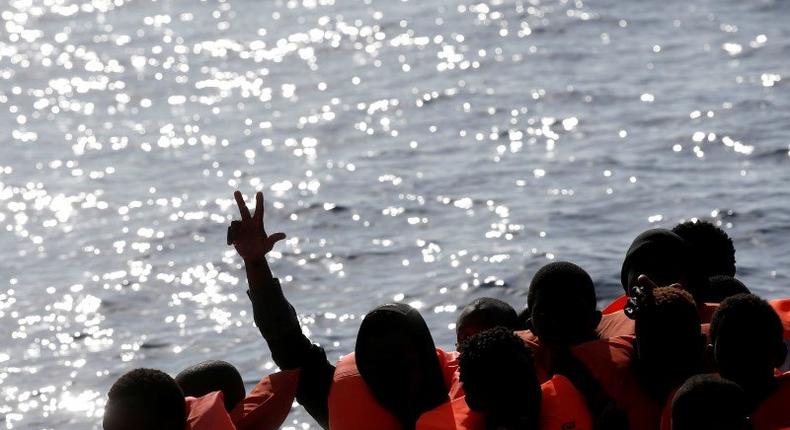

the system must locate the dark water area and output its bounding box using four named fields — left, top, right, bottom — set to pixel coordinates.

left=0, top=0, right=788, bottom=427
